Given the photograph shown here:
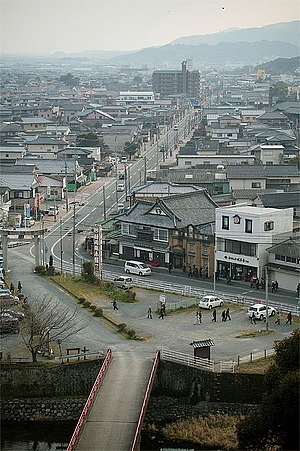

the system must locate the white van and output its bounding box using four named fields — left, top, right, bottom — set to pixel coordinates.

left=124, top=261, right=151, bottom=276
